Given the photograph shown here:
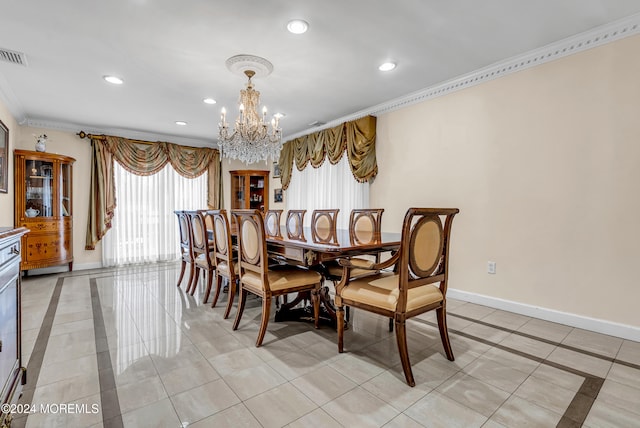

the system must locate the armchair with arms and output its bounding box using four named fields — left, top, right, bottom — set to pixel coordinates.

left=334, top=207, right=459, bottom=387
